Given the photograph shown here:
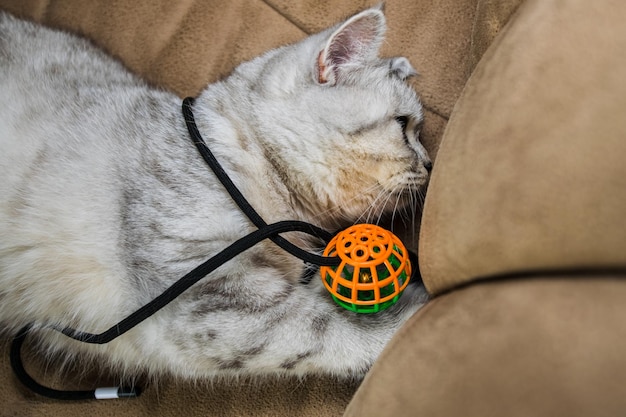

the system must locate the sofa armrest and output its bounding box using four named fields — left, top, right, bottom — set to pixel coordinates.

left=346, top=276, right=626, bottom=417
